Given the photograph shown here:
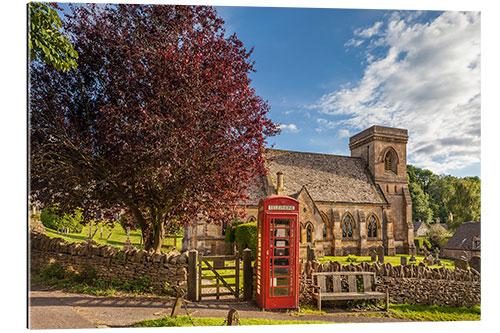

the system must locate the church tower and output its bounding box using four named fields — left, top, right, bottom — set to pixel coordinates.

left=349, top=125, right=414, bottom=254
